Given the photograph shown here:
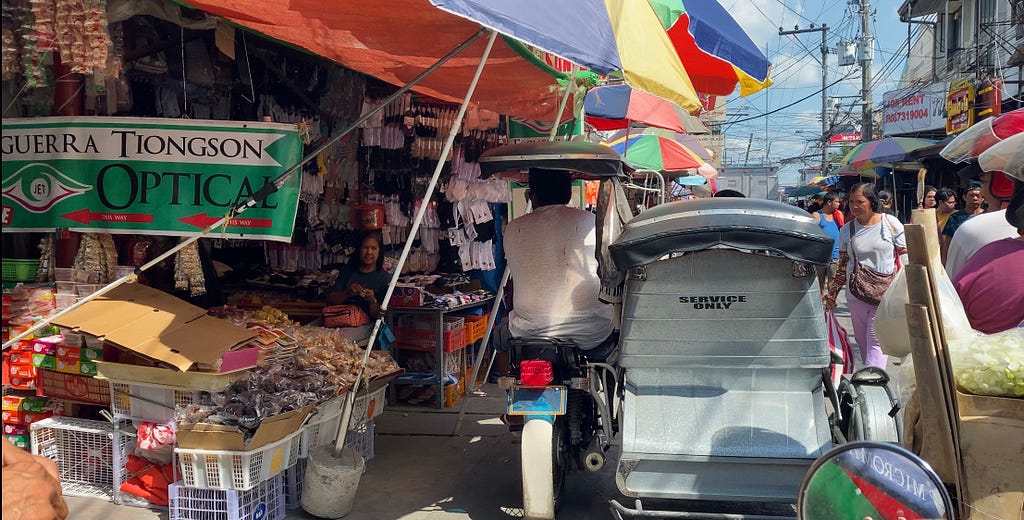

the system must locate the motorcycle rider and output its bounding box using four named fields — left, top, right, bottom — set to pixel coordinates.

left=494, top=168, right=617, bottom=378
